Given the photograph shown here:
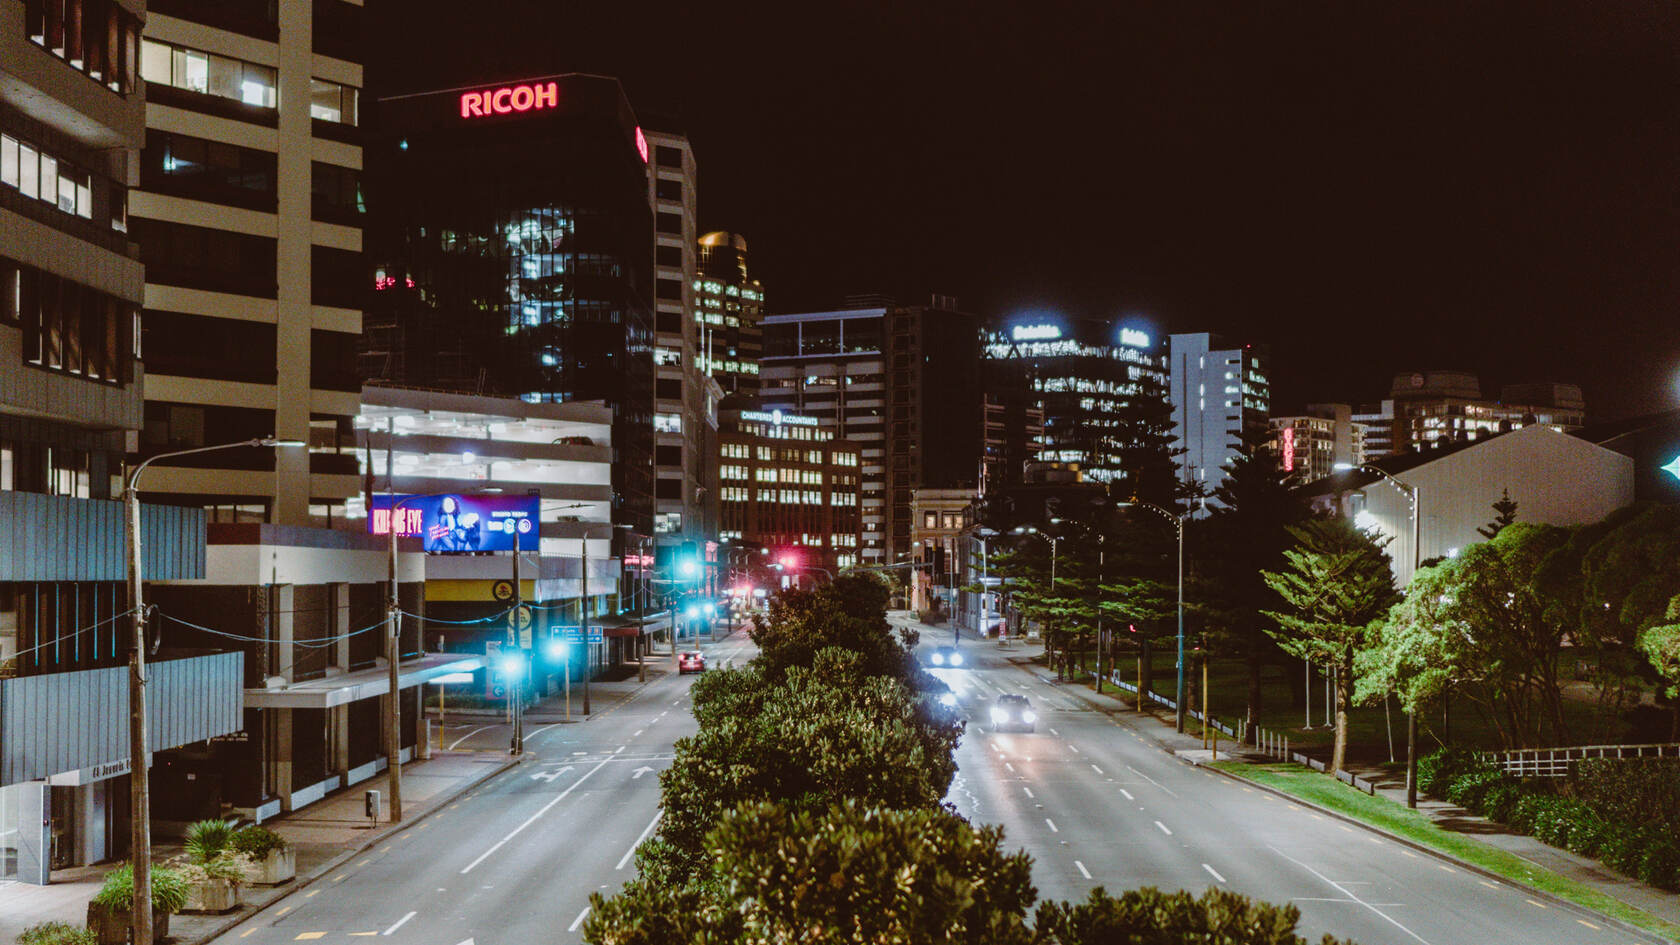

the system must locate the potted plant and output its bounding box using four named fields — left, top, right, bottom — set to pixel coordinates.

left=231, top=824, right=295, bottom=885
left=178, top=819, right=247, bottom=913
left=19, top=921, right=97, bottom=945
left=87, top=863, right=188, bottom=945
